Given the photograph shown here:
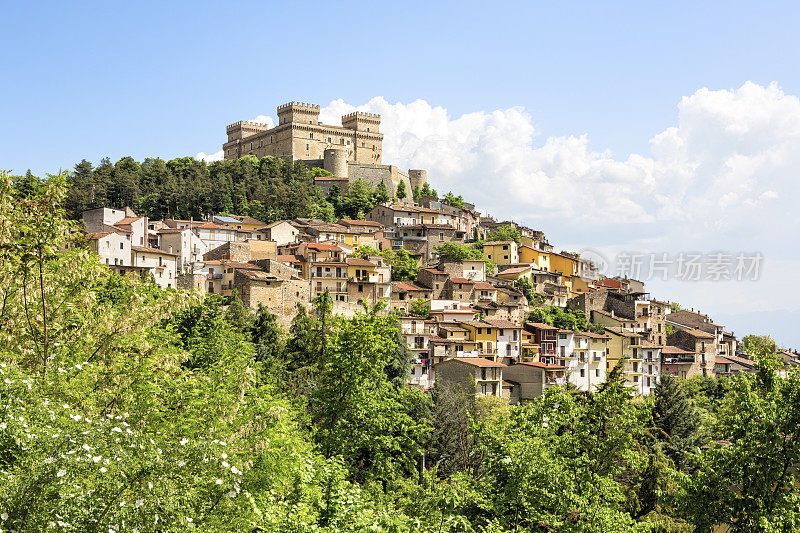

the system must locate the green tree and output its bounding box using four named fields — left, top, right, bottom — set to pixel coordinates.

left=442, top=192, right=466, bottom=209
left=741, top=334, right=776, bottom=355
left=374, top=180, right=390, bottom=204
left=681, top=349, right=800, bottom=531
left=651, top=374, right=704, bottom=470
left=395, top=180, right=407, bottom=200
left=408, top=297, right=430, bottom=319
left=486, top=224, right=522, bottom=245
